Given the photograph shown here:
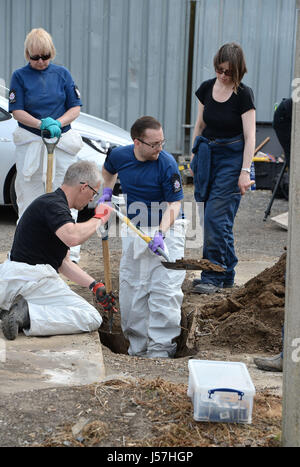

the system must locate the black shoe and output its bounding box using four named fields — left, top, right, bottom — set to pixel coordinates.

left=192, top=278, right=202, bottom=287
left=2, top=295, right=30, bottom=341
left=193, top=278, right=234, bottom=289
left=192, top=283, right=220, bottom=294
left=253, top=354, right=283, bottom=372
